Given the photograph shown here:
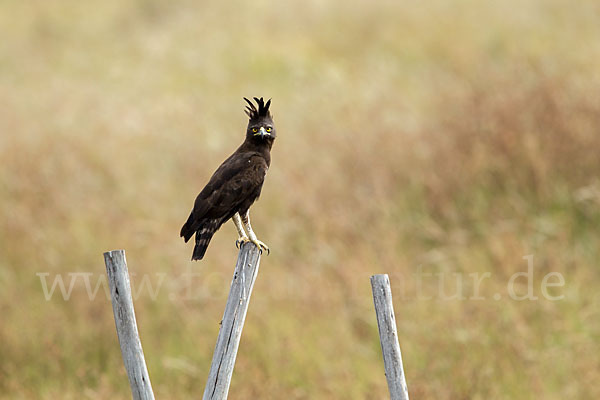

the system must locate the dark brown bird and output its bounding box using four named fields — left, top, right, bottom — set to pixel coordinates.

left=180, top=97, right=276, bottom=260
